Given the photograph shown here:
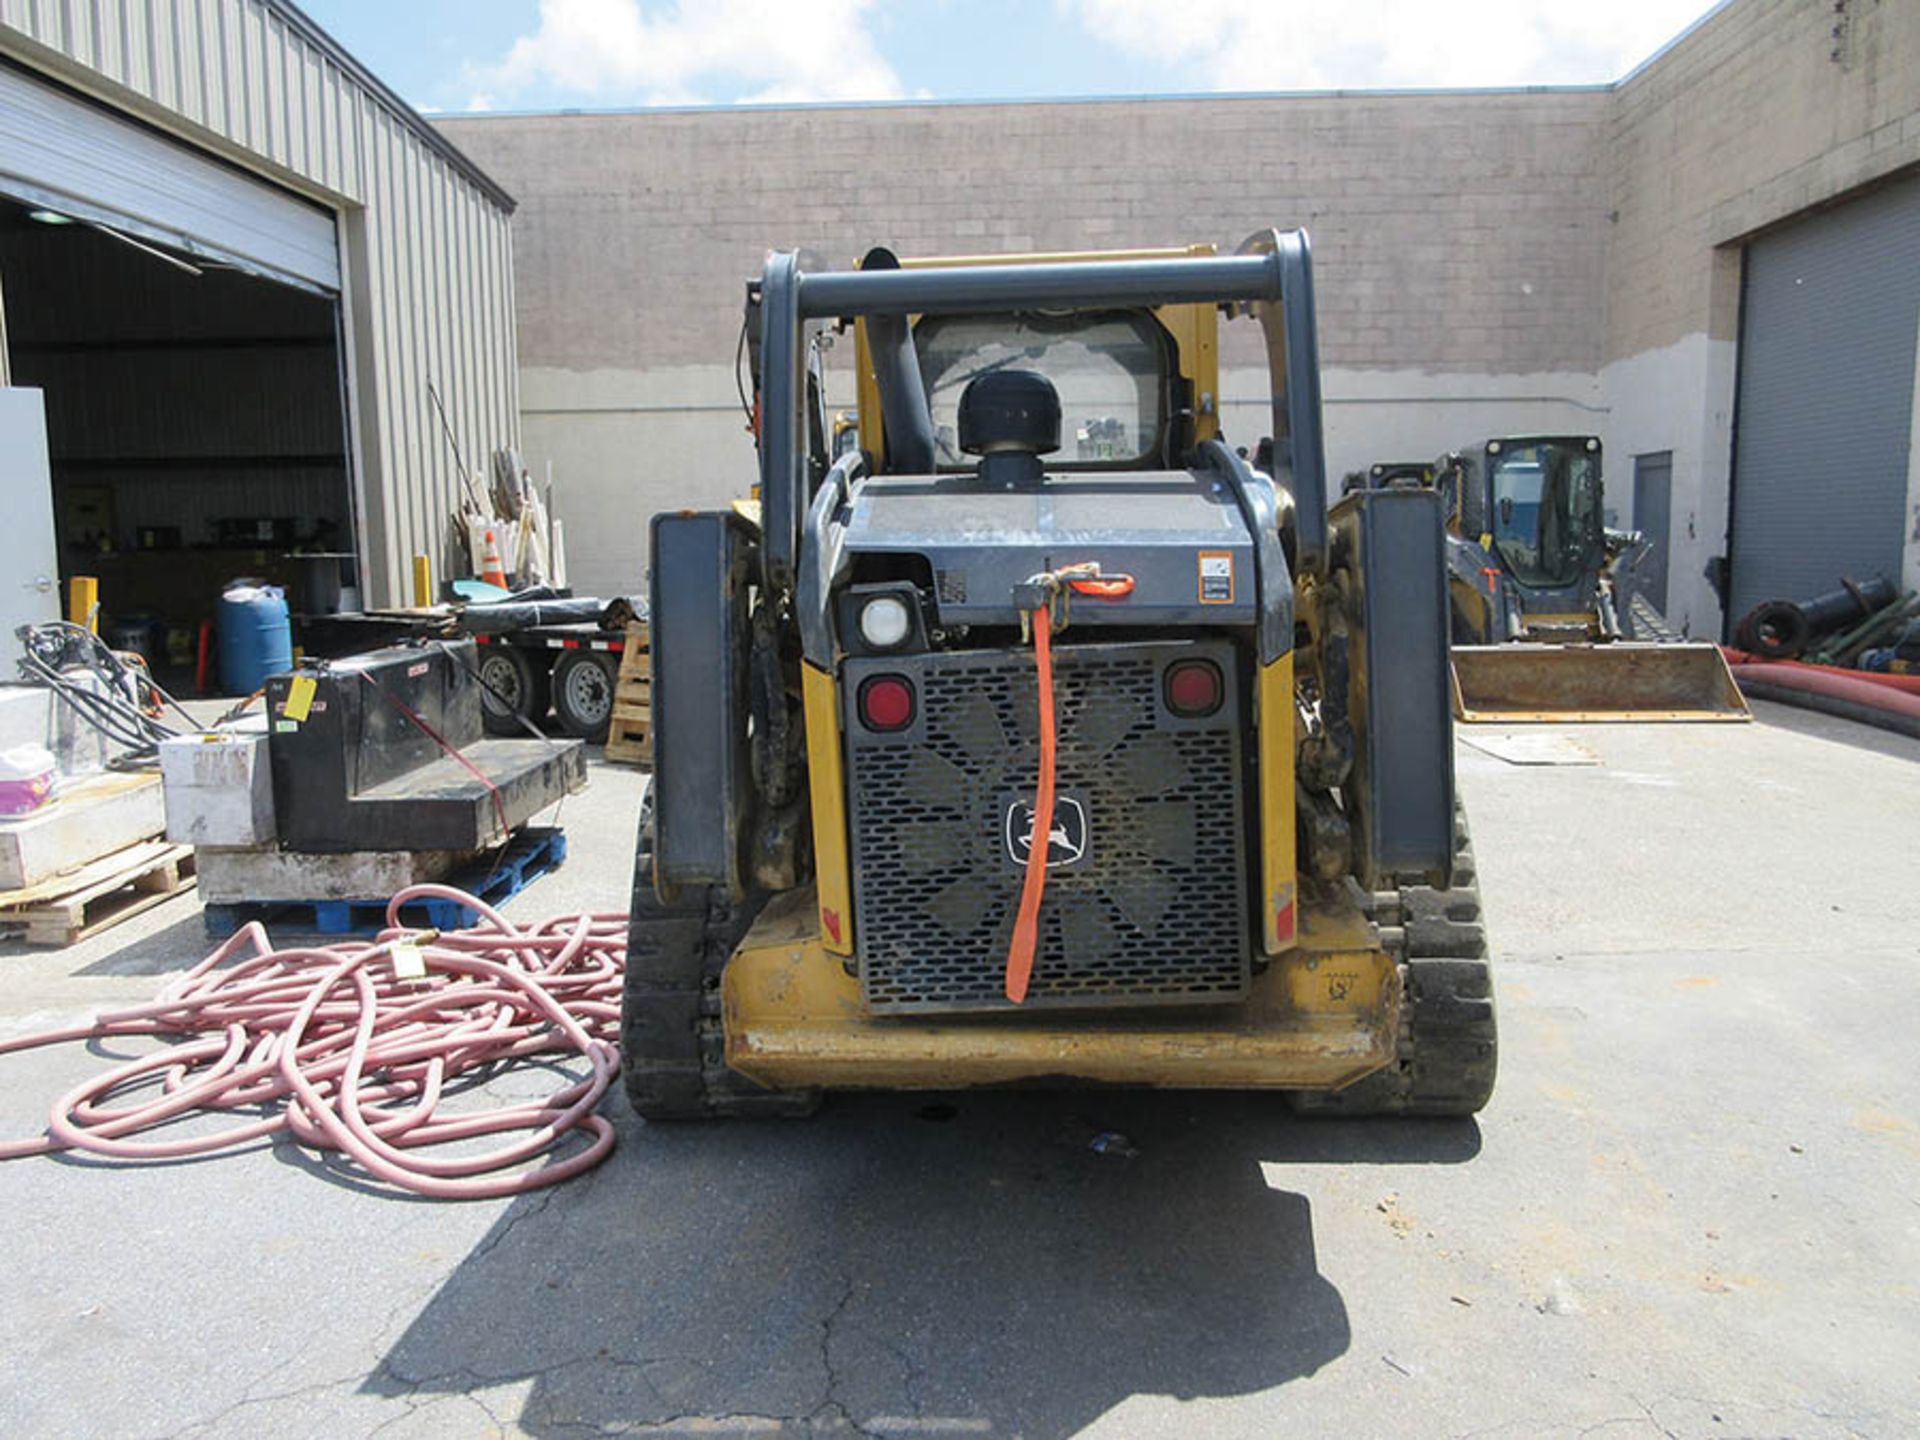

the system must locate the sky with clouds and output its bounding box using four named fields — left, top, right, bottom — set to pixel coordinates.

left=298, top=0, right=1727, bottom=114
